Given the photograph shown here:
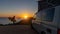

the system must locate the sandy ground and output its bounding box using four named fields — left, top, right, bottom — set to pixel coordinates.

left=0, top=25, right=38, bottom=34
